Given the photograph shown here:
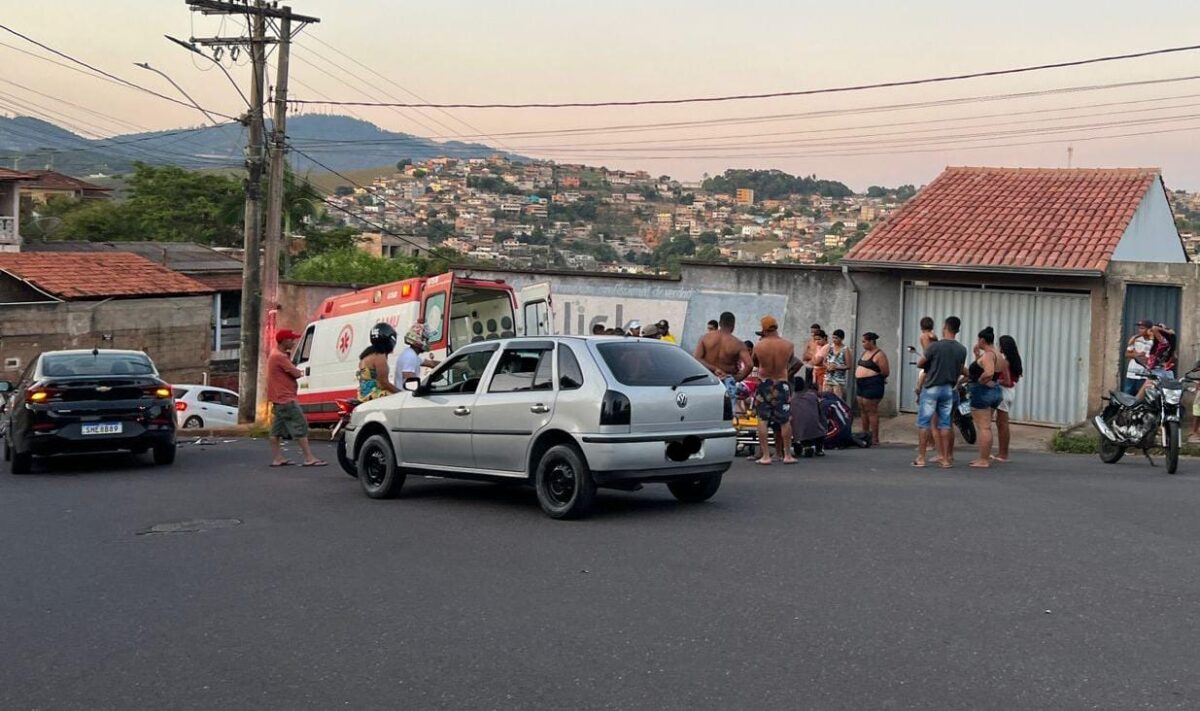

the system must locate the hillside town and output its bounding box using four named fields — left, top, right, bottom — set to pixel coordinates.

left=319, top=157, right=916, bottom=272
